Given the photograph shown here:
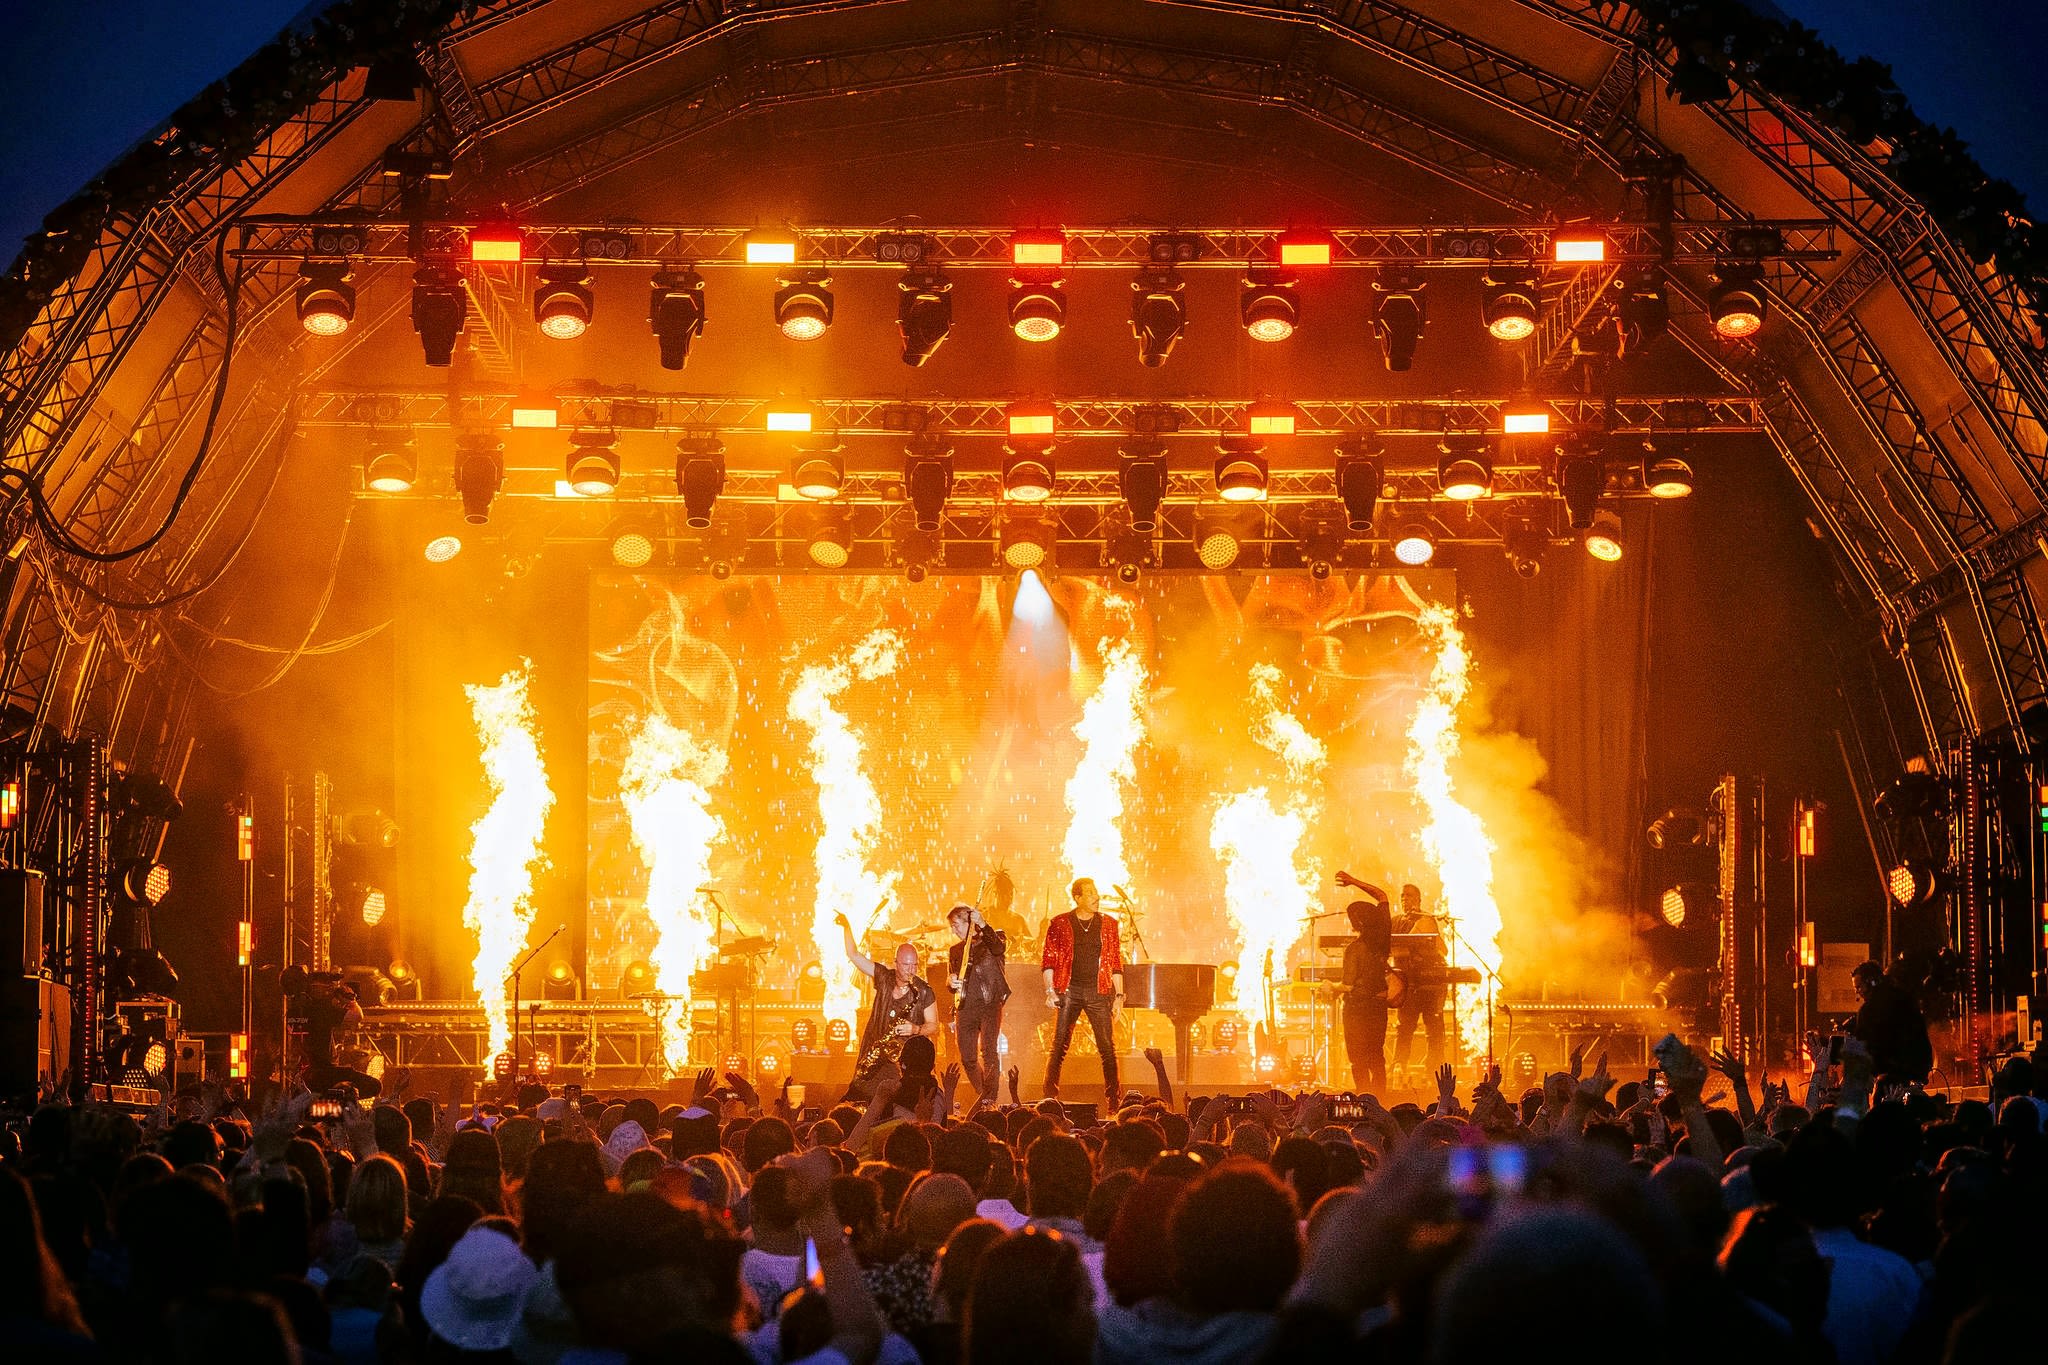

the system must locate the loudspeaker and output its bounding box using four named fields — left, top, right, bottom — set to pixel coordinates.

left=176, top=1037, right=207, bottom=1086
left=0, top=869, right=46, bottom=977
left=0, top=977, right=71, bottom=1098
